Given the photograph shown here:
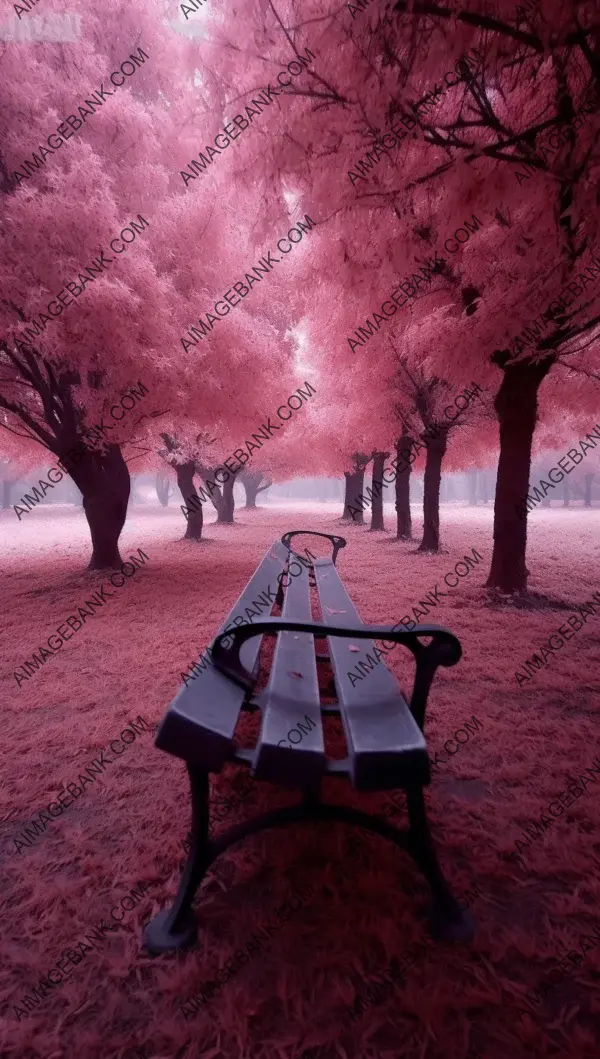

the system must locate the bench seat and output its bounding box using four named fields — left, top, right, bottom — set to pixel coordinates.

left=145, top=530, right=474, bottom=956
